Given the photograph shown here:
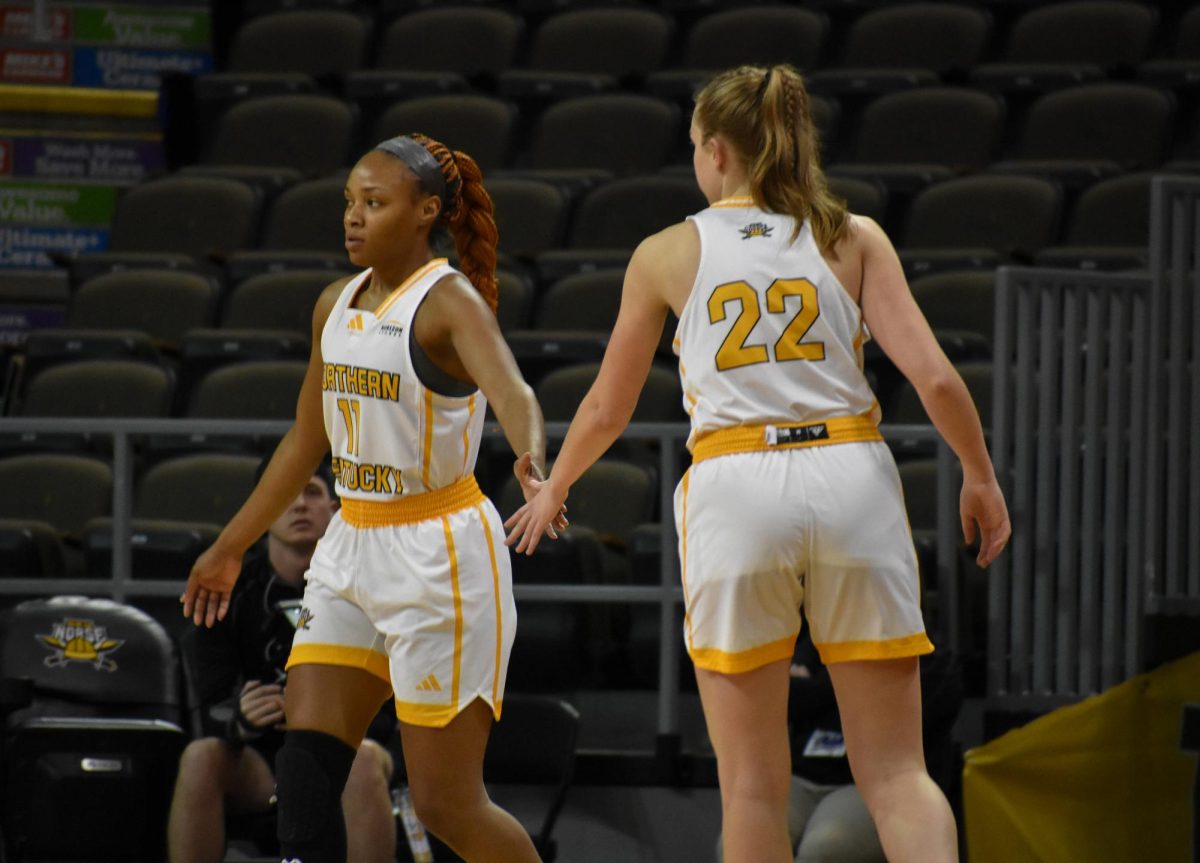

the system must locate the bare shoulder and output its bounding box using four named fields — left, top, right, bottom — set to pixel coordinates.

left=629, top=221, right=699, bottom=309
left=845, top=213, right=896, bottom=257
left=633, top=220, right=698, bottom=267
left=417, top=271, right=495, bottom=338
left=312, top=274, right=355, bottom=327
left=425, top=271, right=491, bottom=314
